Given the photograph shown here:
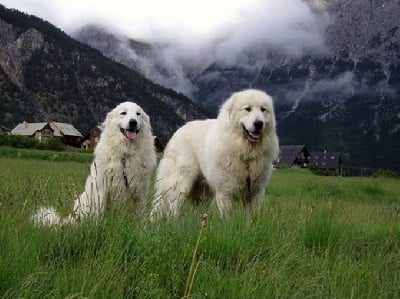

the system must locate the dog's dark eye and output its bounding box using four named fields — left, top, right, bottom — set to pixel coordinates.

left=261, top=107, right=267, bottom=112
left=120, top=111, right=127, bottom=115
left=244, top=107, right=251, bottom=112
left=136, top=112, right=141, bottom=116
